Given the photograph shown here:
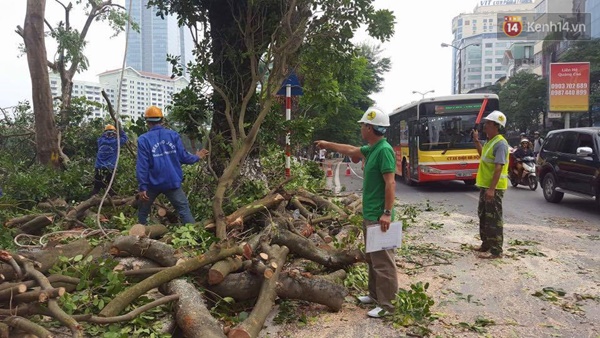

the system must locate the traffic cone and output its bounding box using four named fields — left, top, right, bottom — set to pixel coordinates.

left=326, top=164, right=333, bottom=177
left=345, top=163, right=351, bottom=176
